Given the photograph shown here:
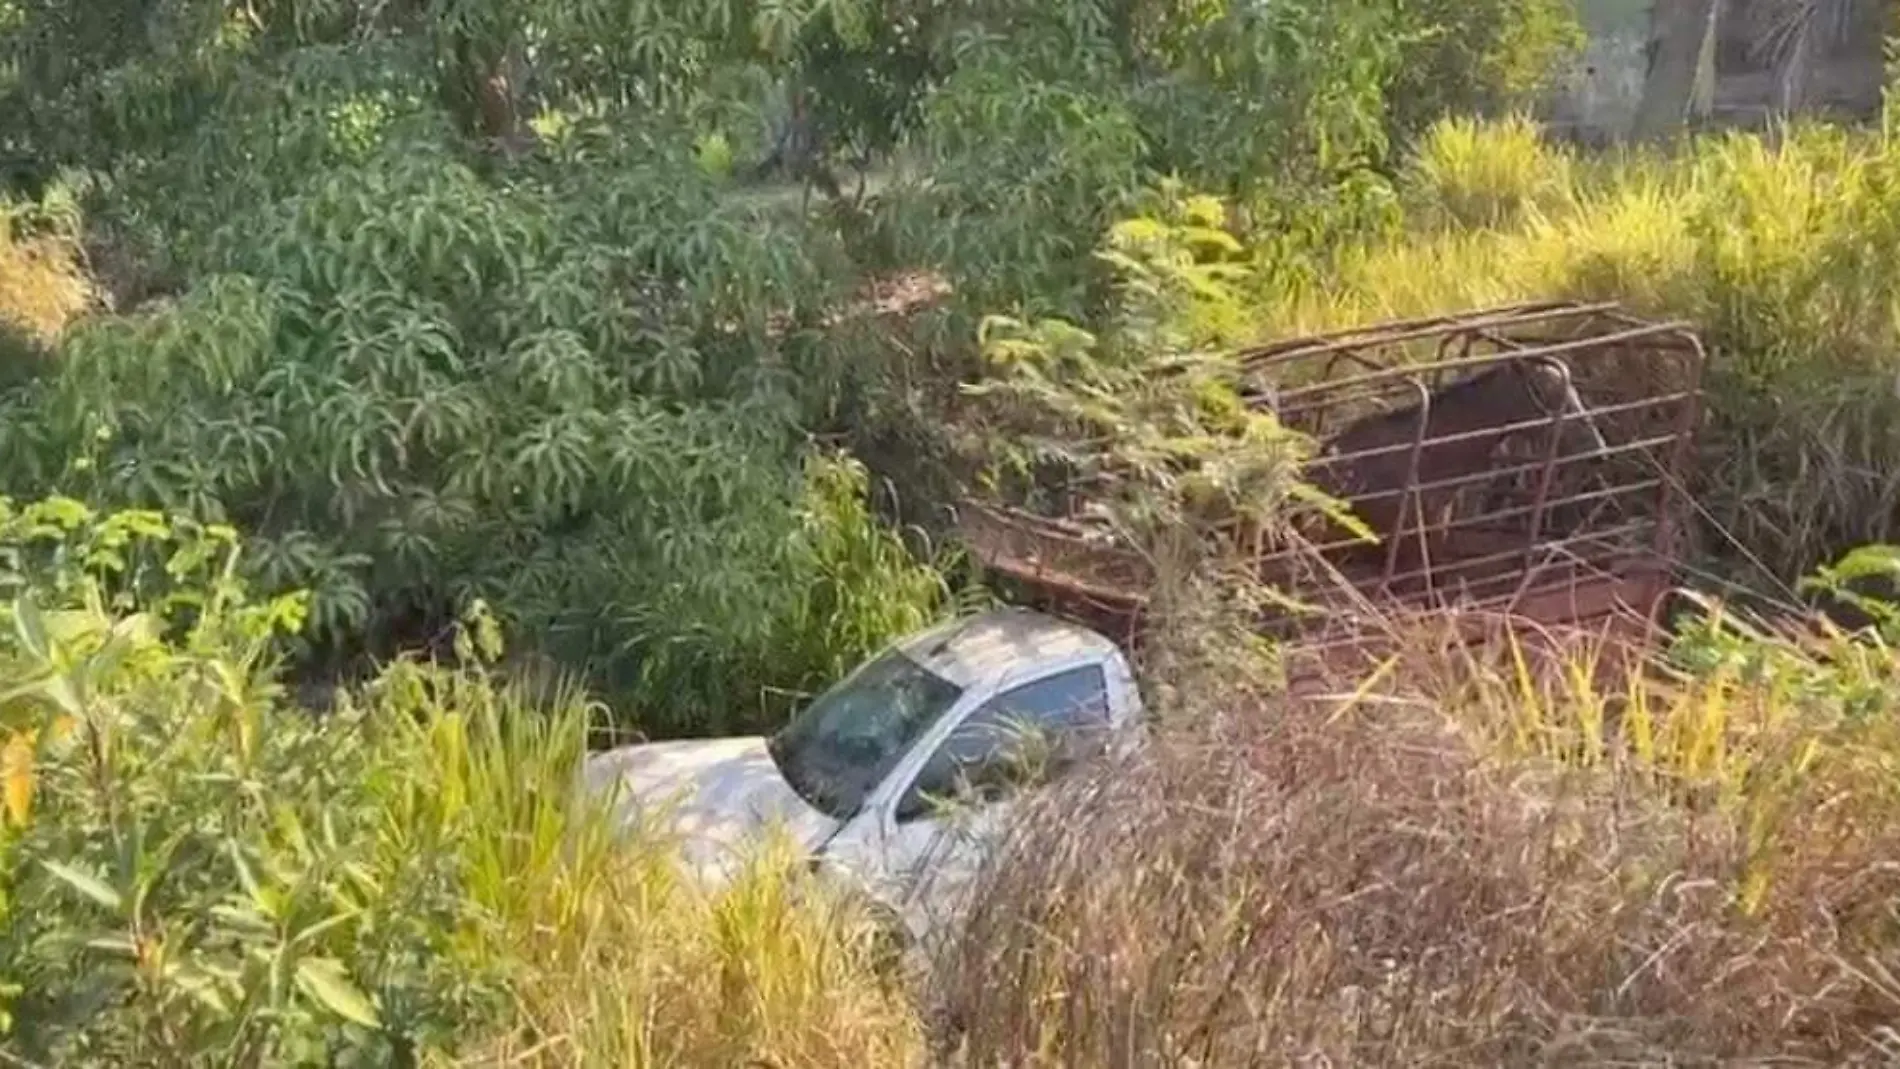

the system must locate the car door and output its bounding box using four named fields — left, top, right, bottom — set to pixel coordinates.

left=872, top=662, right=1117, bottom=942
